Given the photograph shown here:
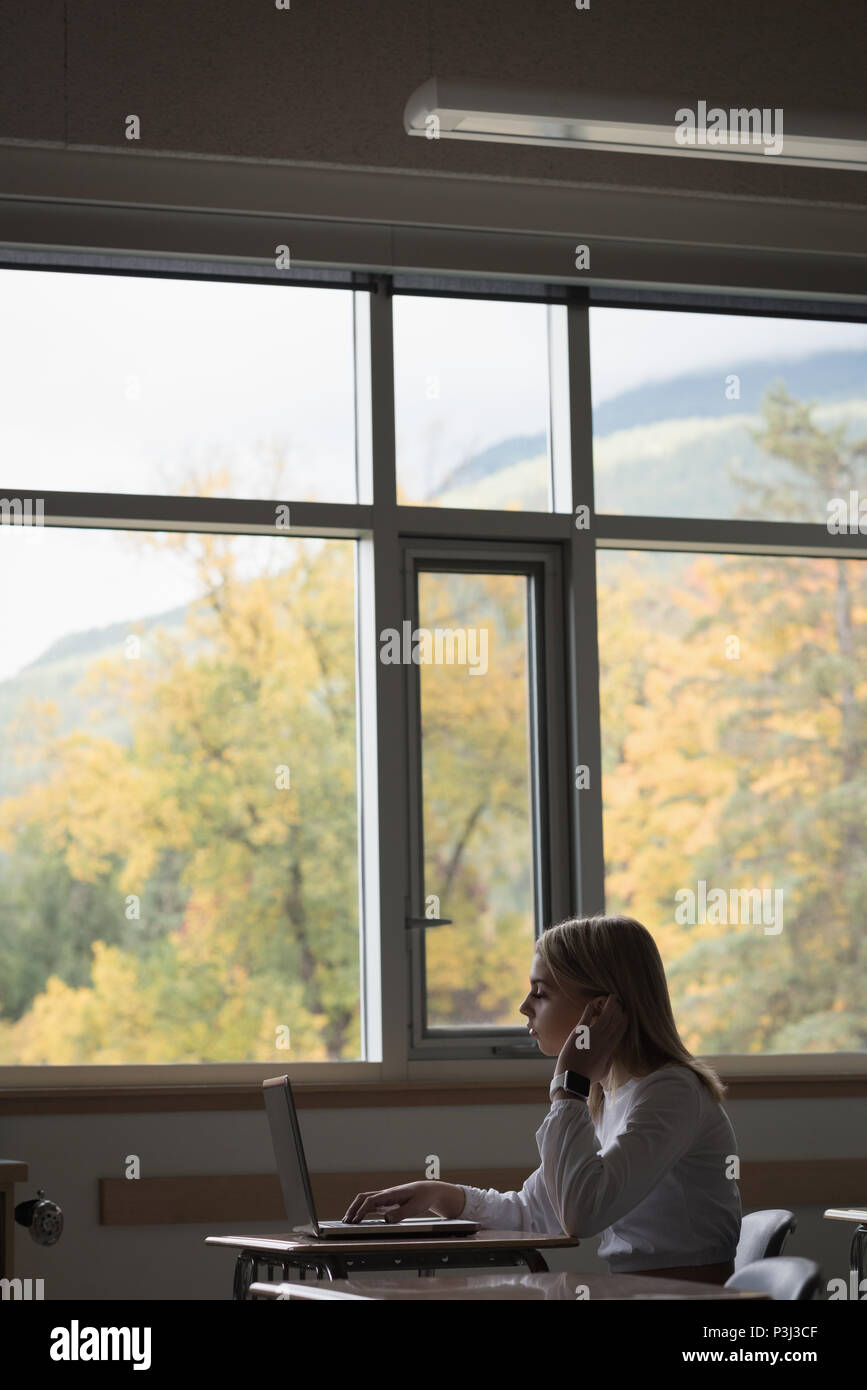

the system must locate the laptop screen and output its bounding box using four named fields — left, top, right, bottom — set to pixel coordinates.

left=263, top=1075, right=320, bottom=1238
